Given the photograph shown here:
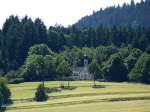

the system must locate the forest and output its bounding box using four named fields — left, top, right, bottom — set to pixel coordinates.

left=0, top=15, right=150, bottom=84
left=75, top=0, right=150, bottom=28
